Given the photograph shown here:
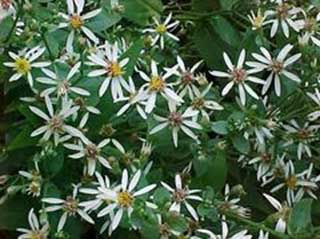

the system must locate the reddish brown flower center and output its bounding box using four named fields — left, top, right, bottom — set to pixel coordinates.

left=168, top=112, right=183, bottom=127
left=231, top=68, right=247, bottom=83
